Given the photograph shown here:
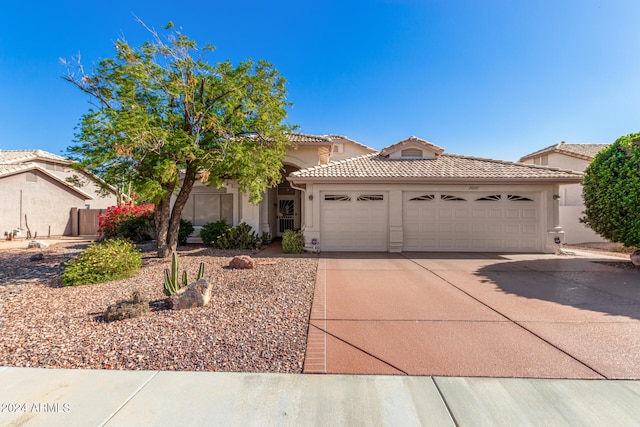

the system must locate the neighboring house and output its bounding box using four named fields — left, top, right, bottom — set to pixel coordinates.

left=519, top=142, right=608, bottom=244
left=186, top=134, right=583, bottom=253
left=0, top=150, right=117, bottom=237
